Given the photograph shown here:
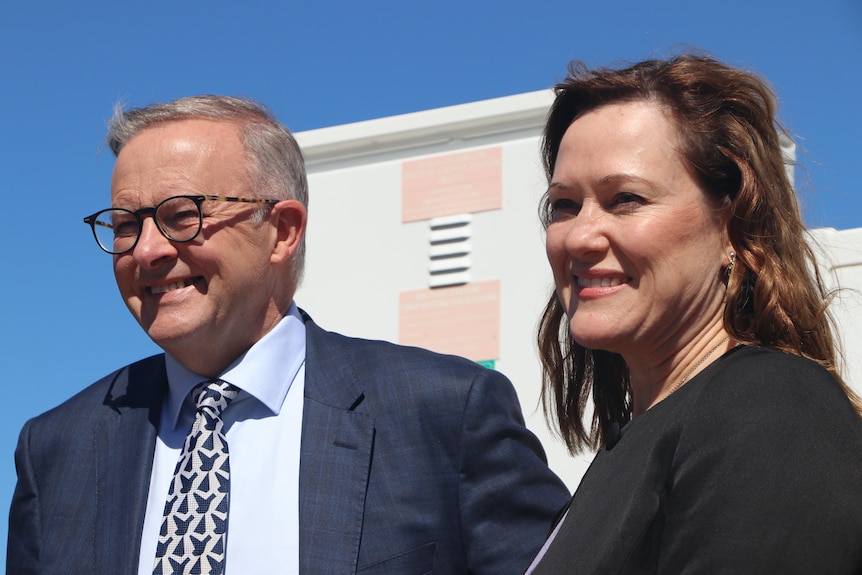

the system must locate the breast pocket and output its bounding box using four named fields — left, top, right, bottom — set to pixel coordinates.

left=357, top=542, right=436, bottom=575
